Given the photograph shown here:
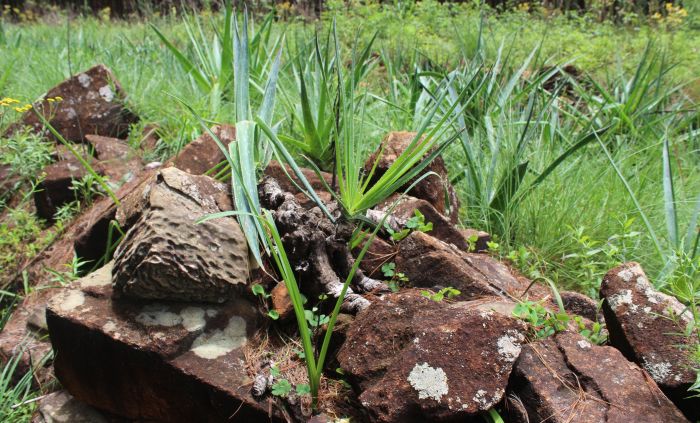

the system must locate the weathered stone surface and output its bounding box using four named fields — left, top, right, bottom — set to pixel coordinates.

left=600, top=262, right=698, bottom=418
left=378, top=195, right=469, bottom=250
left=85, top=135, right=131, bottom=161
left=112, top=167, right=248, bottom=303
left=396, top=231, right=548, bottom=301
left=8, top=65, right=136, bottom=142
left=338, top=291, right=526, bottom=422
left=46, top=266, right=281, bottom=422
left=271, top=282, right=293, bottom=320
left=31, top=390, right=128, bottom=423
left=167, top=124, right=235, bottom=175
left=364, top=131, right=460, bottom=223
left=34, top=157, right=97, bottom=220
left=508, top=331, right=688, bottom=423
